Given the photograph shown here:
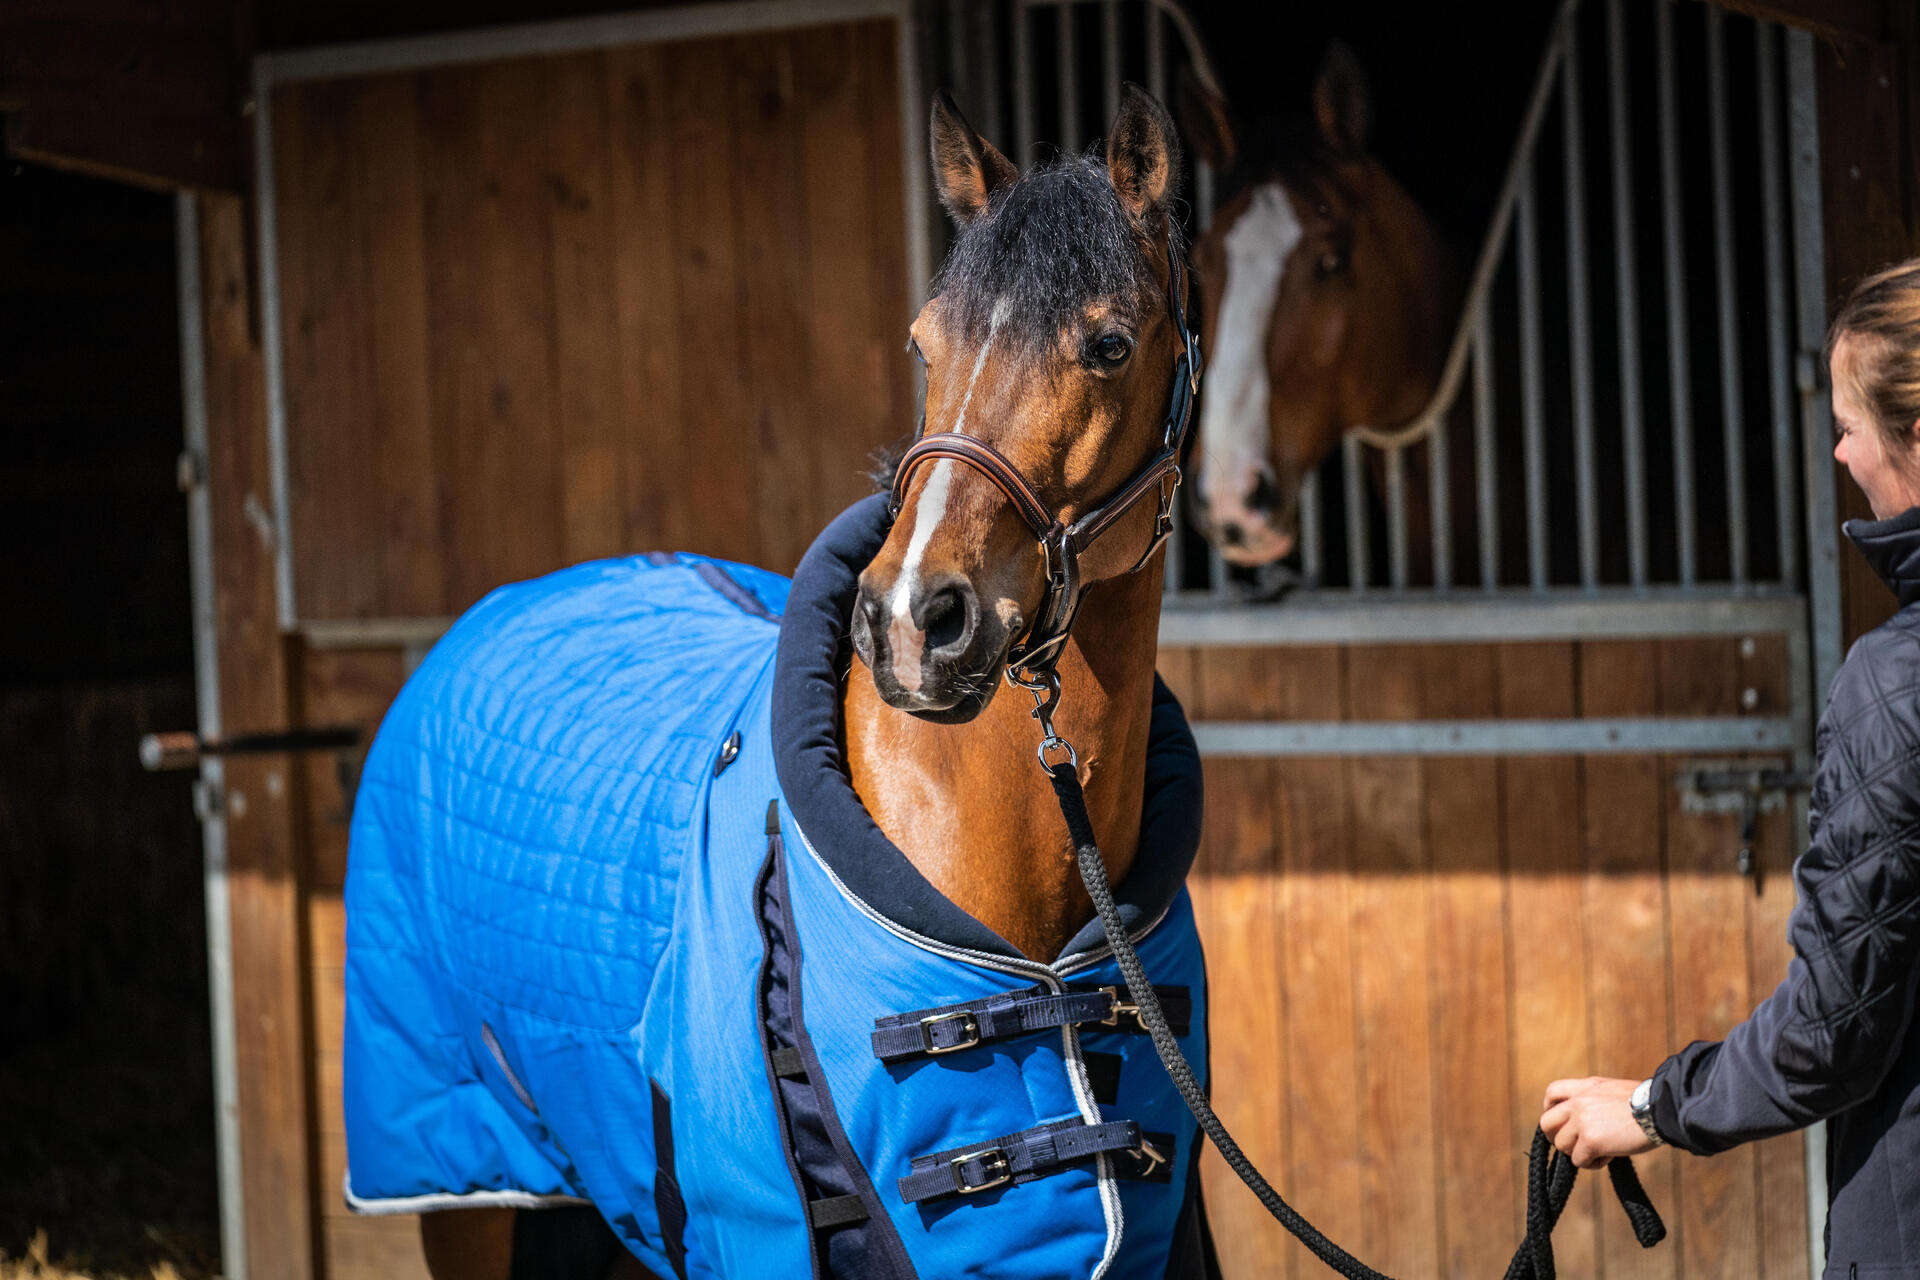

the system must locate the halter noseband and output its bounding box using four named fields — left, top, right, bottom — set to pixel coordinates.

left=887, top=233, right=1203, bottom=683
